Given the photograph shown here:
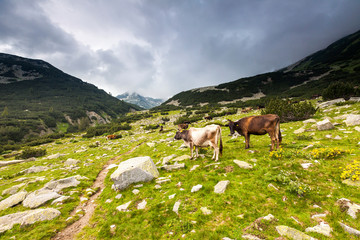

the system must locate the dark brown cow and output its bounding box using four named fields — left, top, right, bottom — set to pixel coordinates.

left=174, top=124, right=223, bottom=161
left=227, top=114, right=281, bottom=151
left=204, top=116, right=213, bottom=120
